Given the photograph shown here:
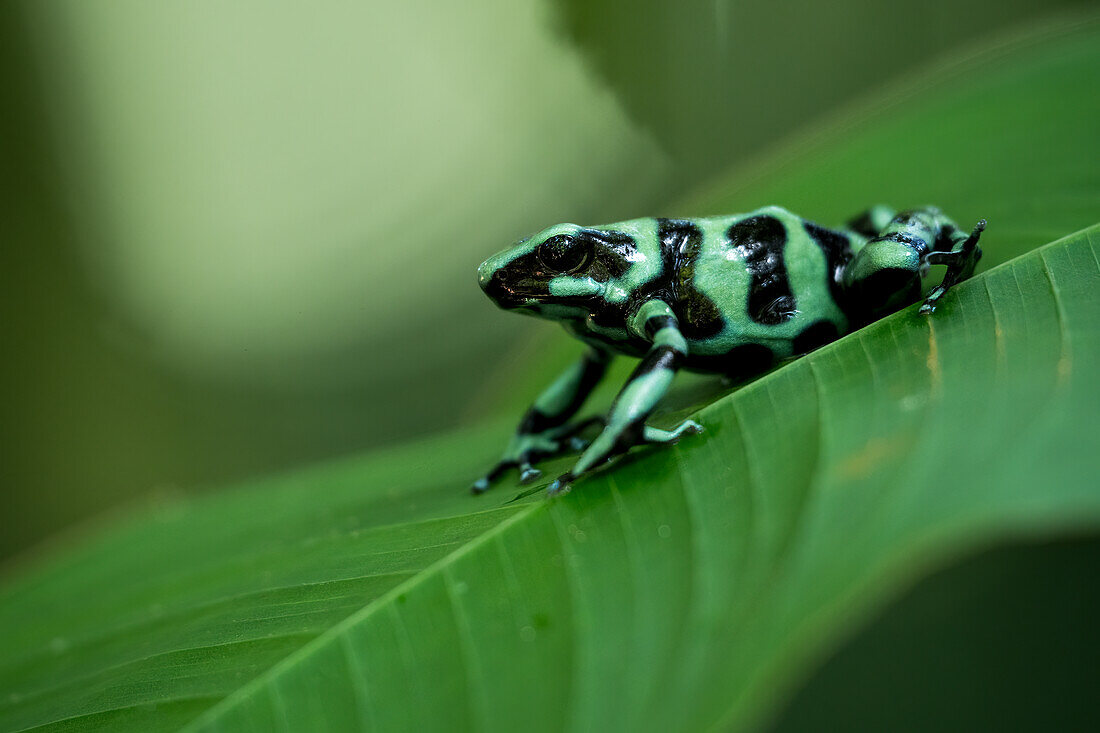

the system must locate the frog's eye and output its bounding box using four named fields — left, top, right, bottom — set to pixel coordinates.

left=537, top=234, right=591, bottom=274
